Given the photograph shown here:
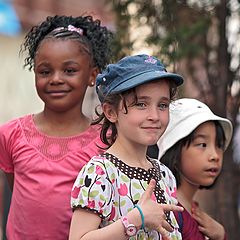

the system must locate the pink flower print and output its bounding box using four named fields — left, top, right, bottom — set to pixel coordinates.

left=96, top=181, right=101, bottom=185
left=88, top=200, right=95, bottom=209
left=165, top=186, right=170, bottom=196
left=71, top=186, right=81, bottom=199
left=118, top=183, right=128, bottom=196
left=109, top=206, right=116, bottom=221
left=171, top=187, right=177, bottom=199
left=98, top=201, right=103, bottom=208
left=96, top=165, right=105, bottom=175
left=151, top=193, right=157, bottom=201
